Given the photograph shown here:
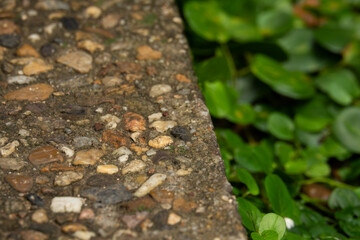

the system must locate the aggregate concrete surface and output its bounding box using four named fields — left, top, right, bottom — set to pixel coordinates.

left=0, top=0, right=247, bottom=239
